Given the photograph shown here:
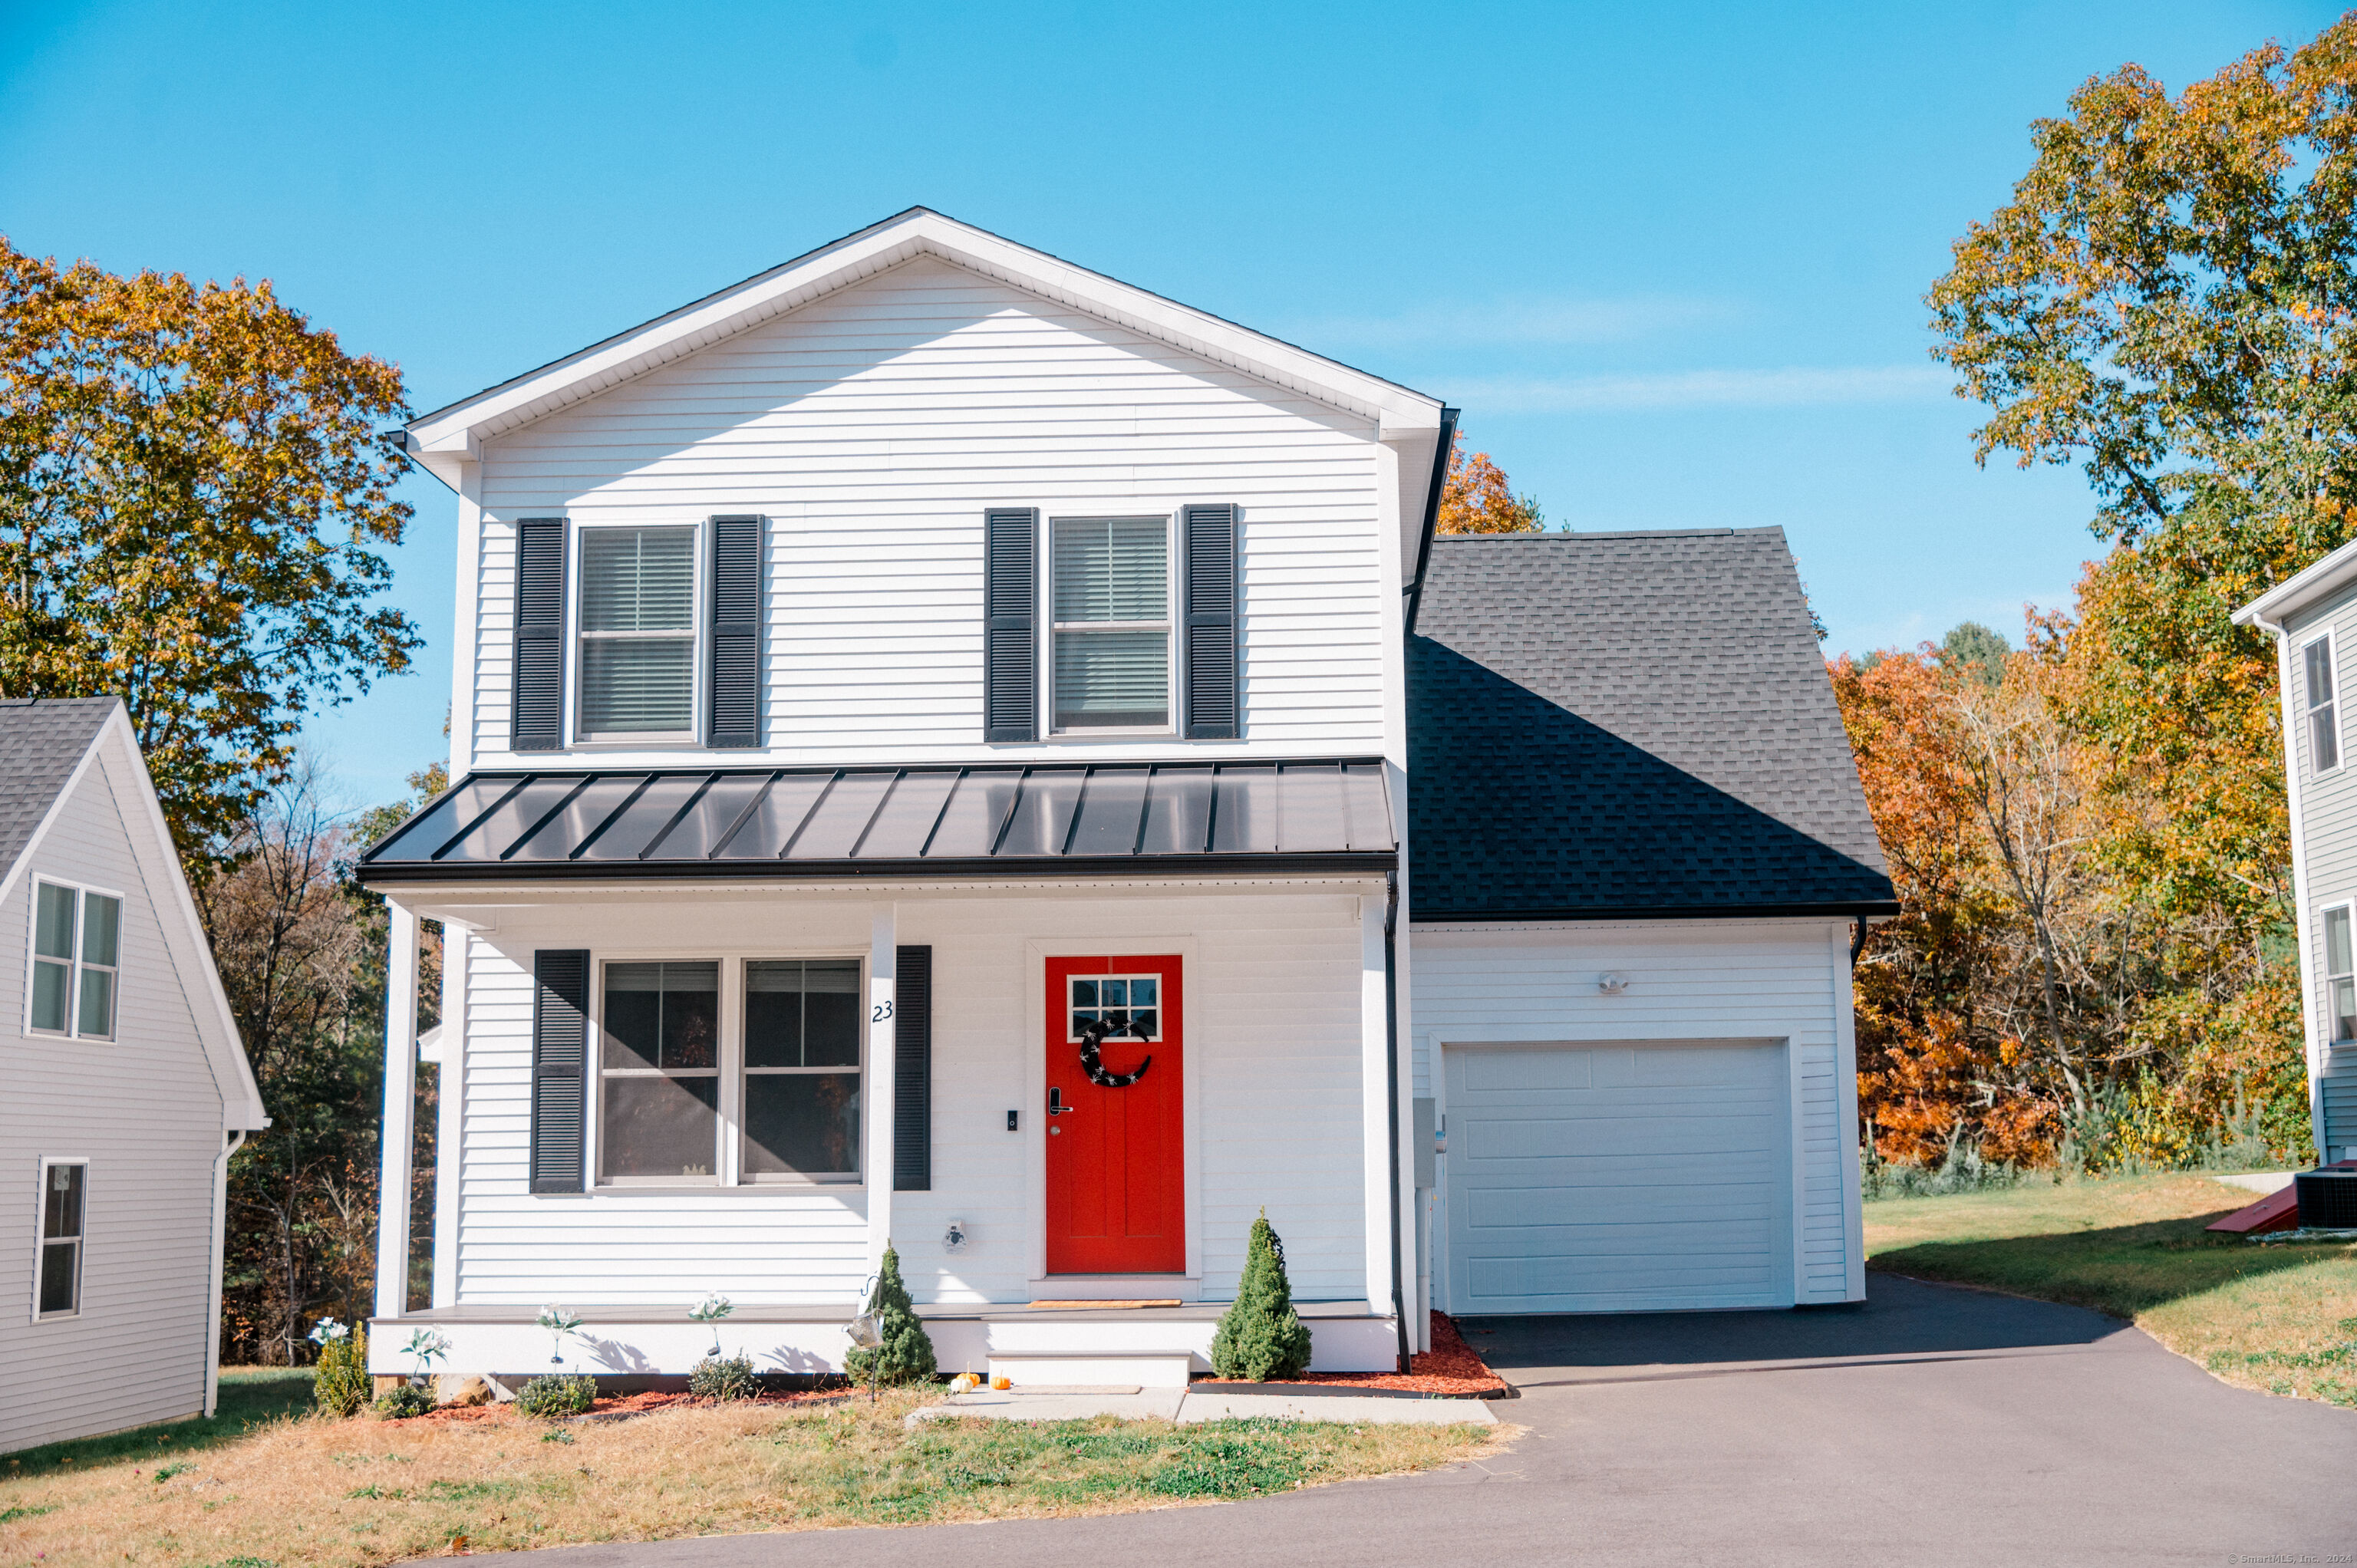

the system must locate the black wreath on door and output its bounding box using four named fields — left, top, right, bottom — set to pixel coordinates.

left=1077, top=1014, right=1153, bottom=1088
